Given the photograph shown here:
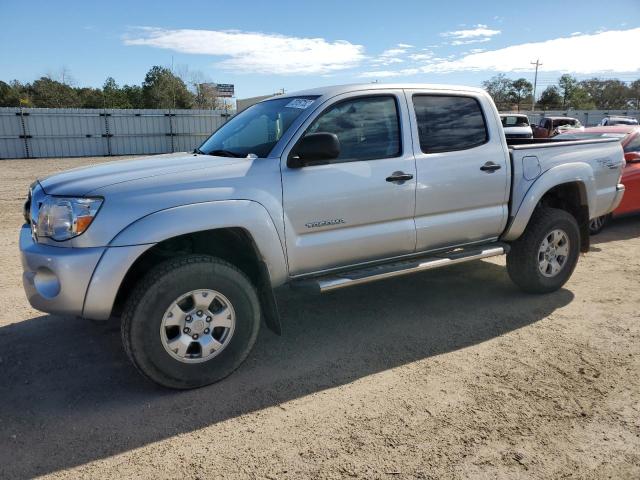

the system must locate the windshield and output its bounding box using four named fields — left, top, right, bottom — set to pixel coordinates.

left=501, top=115, right=529, bottom=127
left=198, top=96, right=319, bottom=158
